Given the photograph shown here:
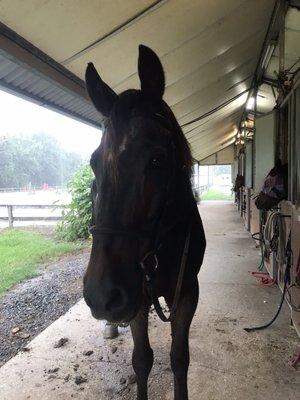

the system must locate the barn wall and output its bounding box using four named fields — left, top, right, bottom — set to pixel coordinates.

left=254, top=112, right=275, bottom=193
left=288, top=85, right=300, bottom=207
left=234, top=6, right=300, bottom=339
left=245, top=142, right=253, bottom=188
left=246, top=86, right=300, bottom=337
